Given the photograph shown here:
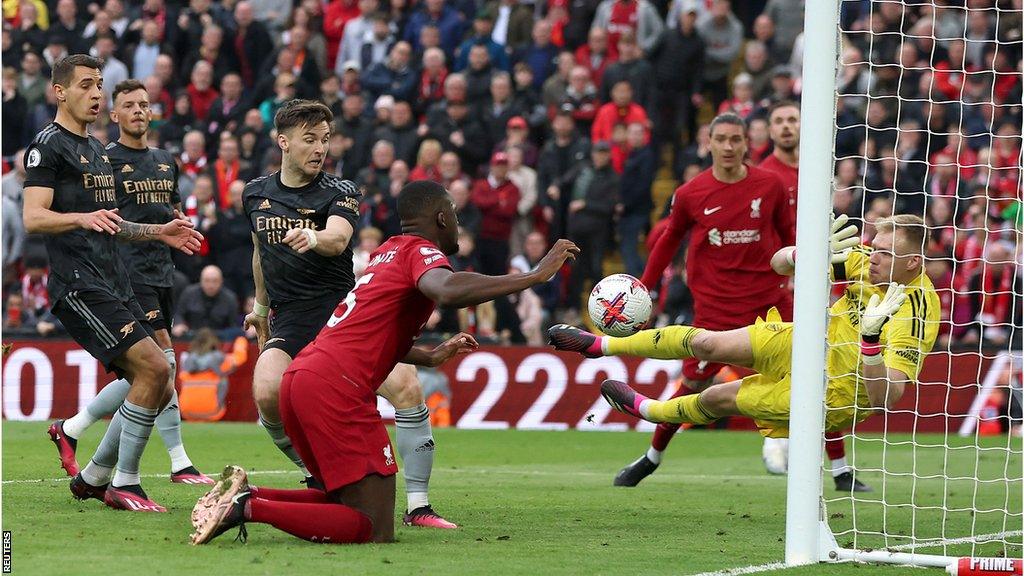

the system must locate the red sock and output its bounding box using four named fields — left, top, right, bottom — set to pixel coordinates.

left=251, top=487, right=328, bottom=503
left=650, top=383, right=695, bottom=452
left=824, top=432, right=845, bottom=461
left=247, top=497, right=373, bottom=543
